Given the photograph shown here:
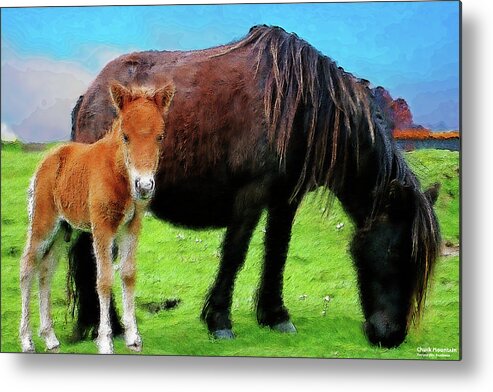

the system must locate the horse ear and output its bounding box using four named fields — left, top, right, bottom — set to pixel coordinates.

left=109, top=82, right=131, bottom=112
left=424, top=182, right=440, bottom=205
left=153, top=82, right=175, bottom=113
left=388, top=179, right=412, bottom=203
left=385, top=179, right=415, bottom=217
